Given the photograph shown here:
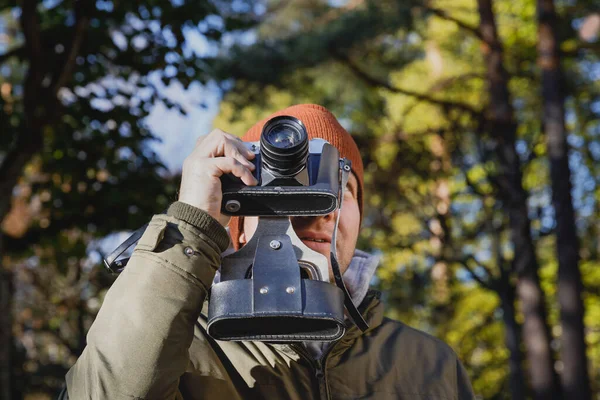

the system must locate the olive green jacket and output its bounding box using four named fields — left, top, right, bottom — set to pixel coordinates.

left=66, top=205, right=474, bottom=399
